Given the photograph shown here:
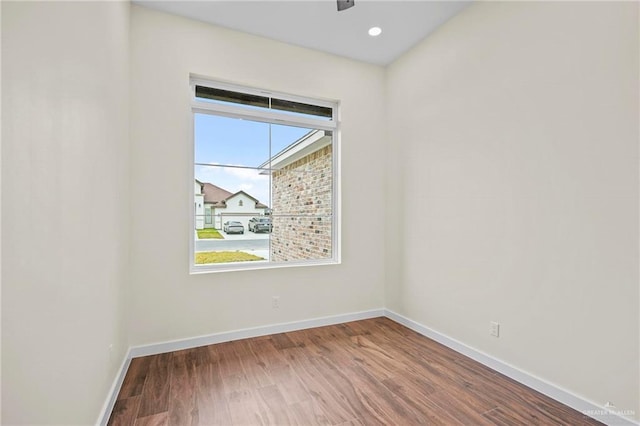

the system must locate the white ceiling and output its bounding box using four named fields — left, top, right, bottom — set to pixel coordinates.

left=133, top=0, right=471, bottom=66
